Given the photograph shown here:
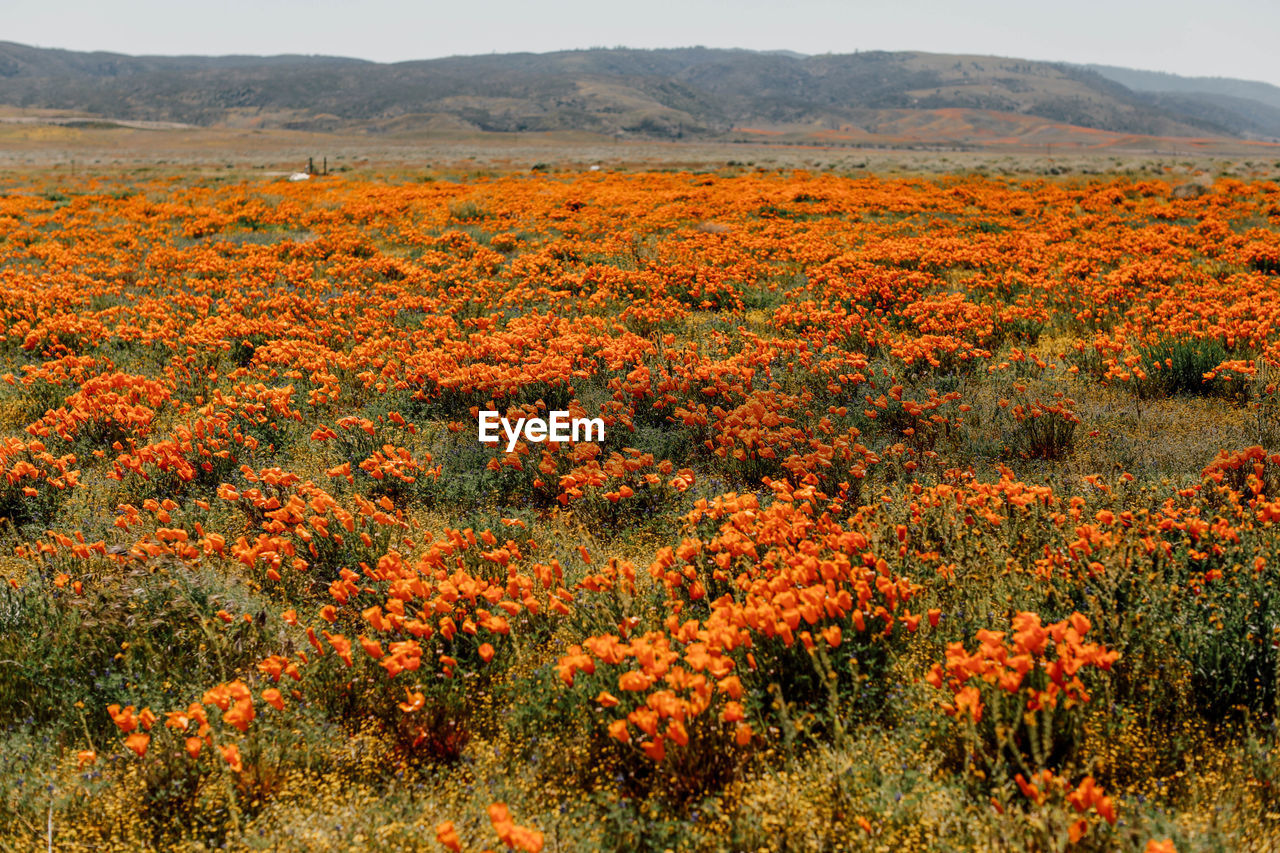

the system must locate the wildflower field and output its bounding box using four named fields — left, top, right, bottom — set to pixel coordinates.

left=2, top=164, right=1280, bottom=851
